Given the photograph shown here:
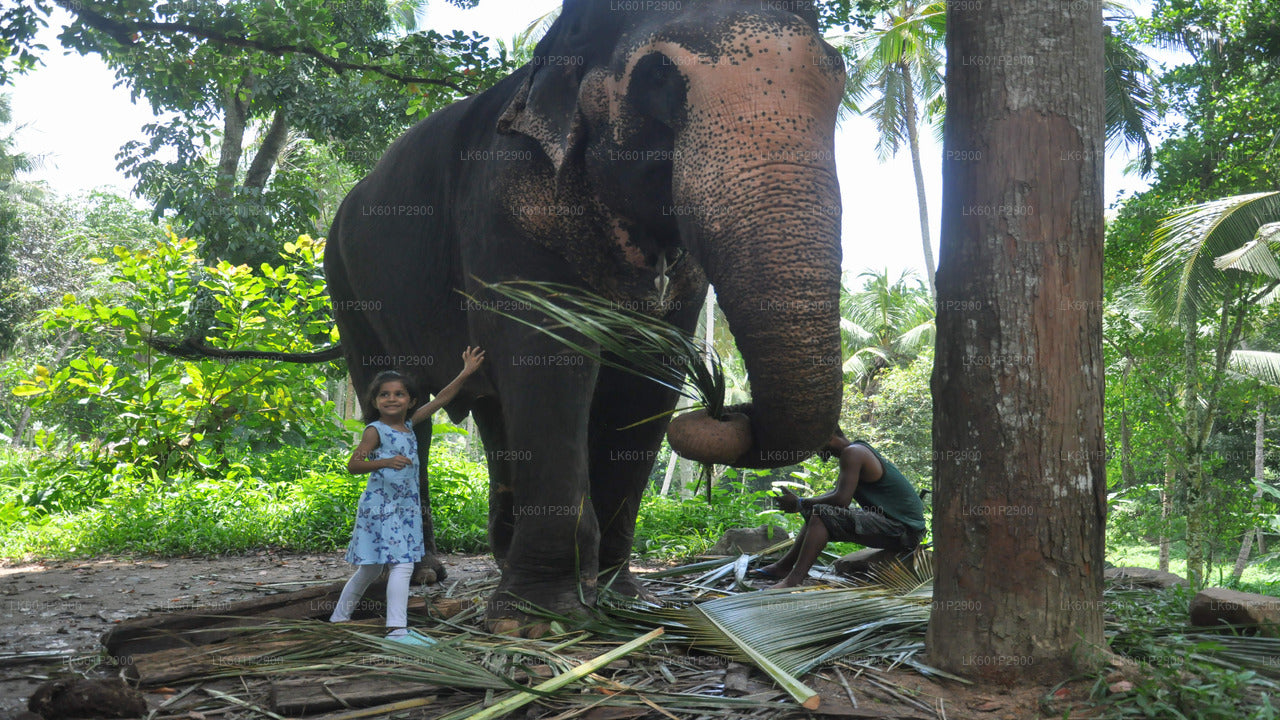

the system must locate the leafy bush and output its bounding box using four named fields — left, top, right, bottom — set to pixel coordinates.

left=0, top=443, right=492, bottom=558
left=426, top=434, right=490, bottom=553
left=12, top=233, right=344, bottom=480
left=842, top=349, right=934, bottom=494
left=634, top=484, right=795, bottom=558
